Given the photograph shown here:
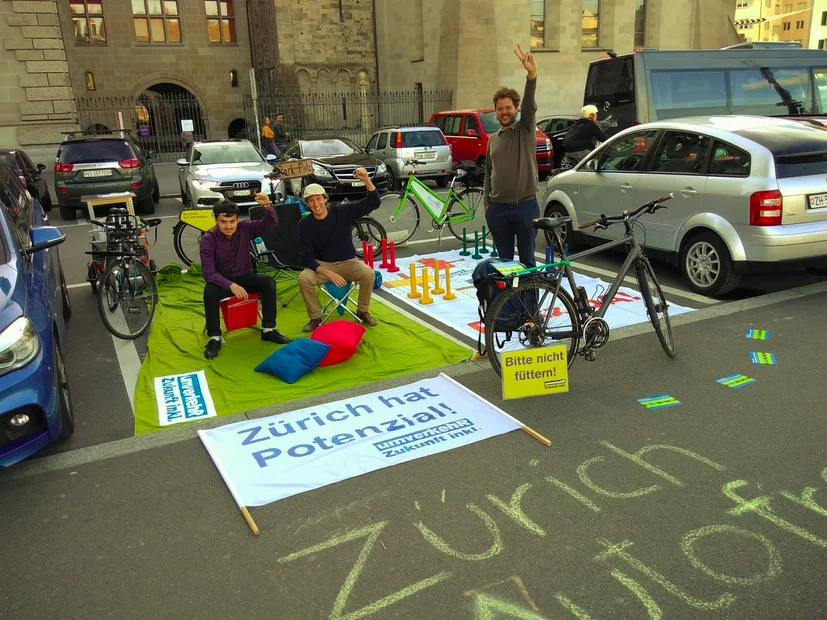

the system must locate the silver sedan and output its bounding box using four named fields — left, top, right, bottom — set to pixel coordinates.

left=543, top=115, right=827, bottom=296
left=177, top=140, right=284, bottom=209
